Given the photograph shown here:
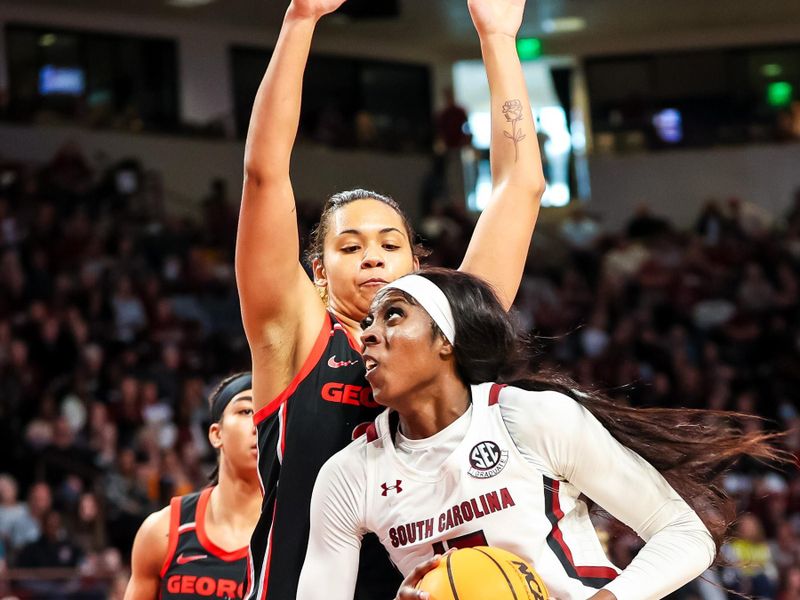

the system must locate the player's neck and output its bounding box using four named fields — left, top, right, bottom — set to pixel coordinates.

left=330, top=308, right=364, bottom=349
left=397, top=376, right=470, bottom=440
left=211, top=469, right=262, bottom=530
